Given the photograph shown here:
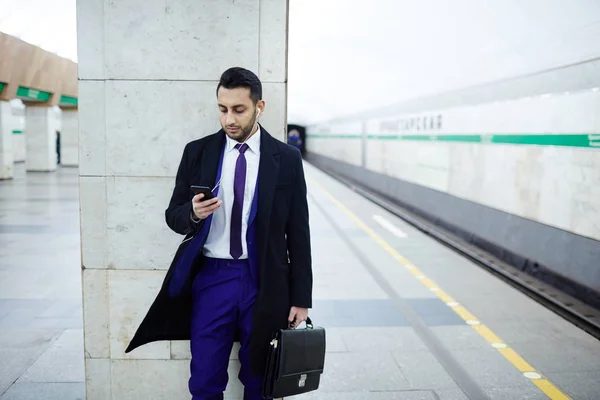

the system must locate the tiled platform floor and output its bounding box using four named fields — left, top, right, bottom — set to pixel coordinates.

left=0, top=164, right=84, bottom=399
left=1, top=161, right=599, bottom=399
